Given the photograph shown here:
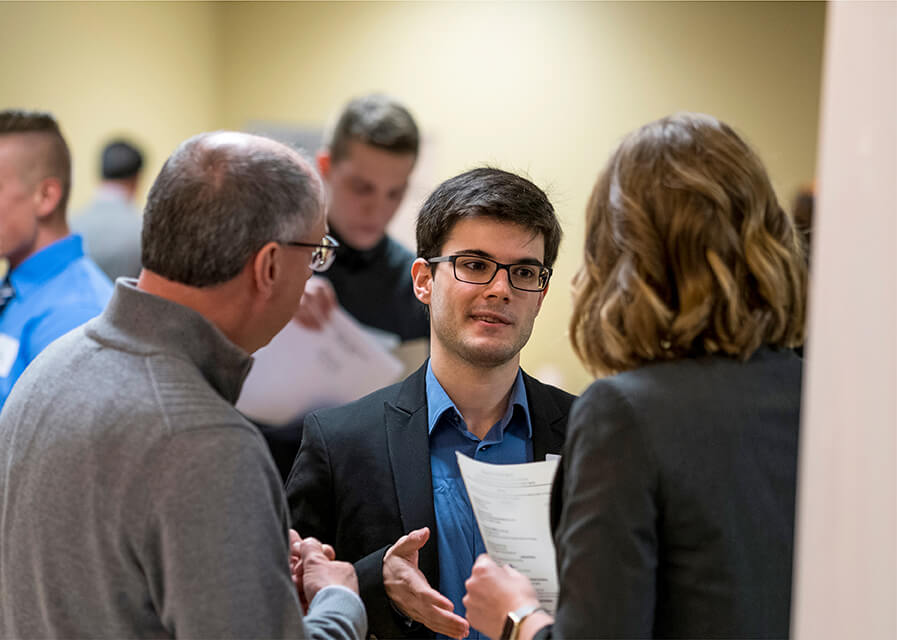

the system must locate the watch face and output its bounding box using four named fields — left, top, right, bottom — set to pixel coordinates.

left=500, top=615, right=516, bottom=640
